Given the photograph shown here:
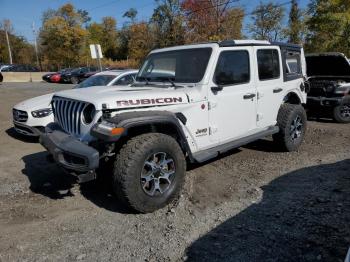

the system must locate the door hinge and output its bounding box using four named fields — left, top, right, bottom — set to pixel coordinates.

left=257, top=113, right=263, bottom=121
left=208, top=101, right=217, bottom=110
left=209, top=126, right=218, bottom=135
left=257, top=92, right=263, bottom=100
